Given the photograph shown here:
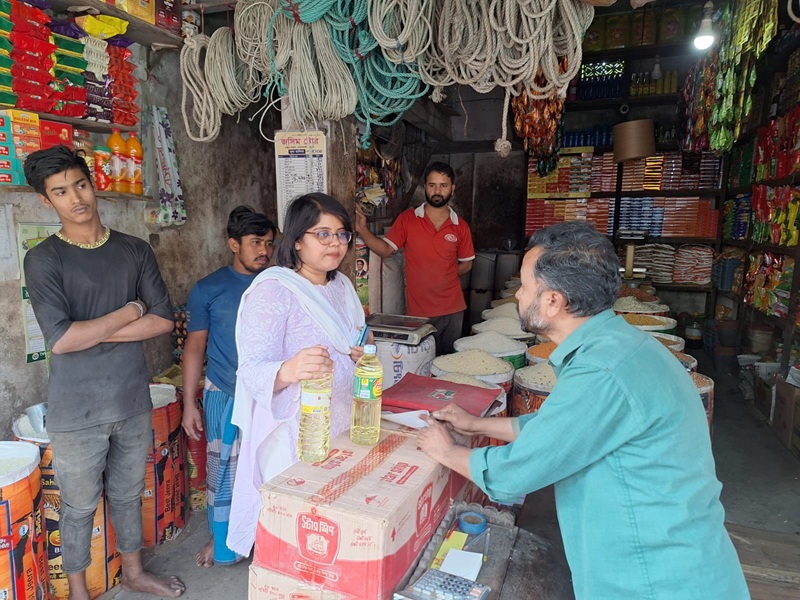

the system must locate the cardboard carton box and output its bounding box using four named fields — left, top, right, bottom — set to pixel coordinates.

left=253, top=429, right=470, bottom=600
left=155, top=0, right=181, bottom=34
left=754, top=372, right=776, bottom=421
left=123, top=0, right=156, bottom=24
left=39, top=119, right=73, bottom=150
left=249, top=564, right=352, bottom=600
left=0, top=109, right=38, bottom=126
left=0, top=171, right=25, bottom=184
left=773, top=377, right=799, bottom=448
